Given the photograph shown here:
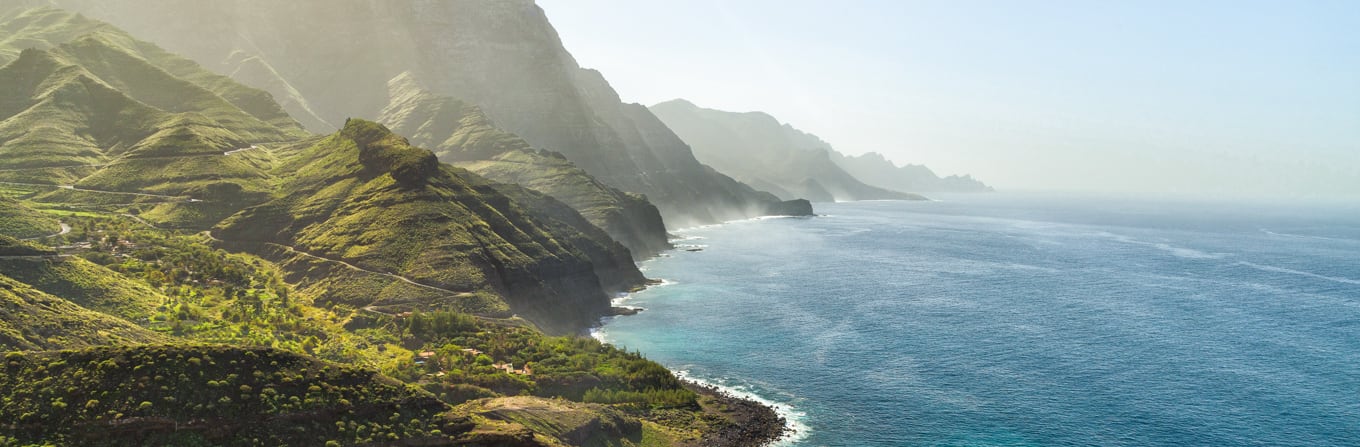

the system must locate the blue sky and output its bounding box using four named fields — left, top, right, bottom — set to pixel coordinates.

left=537, top=0, right=1358, bottom=197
